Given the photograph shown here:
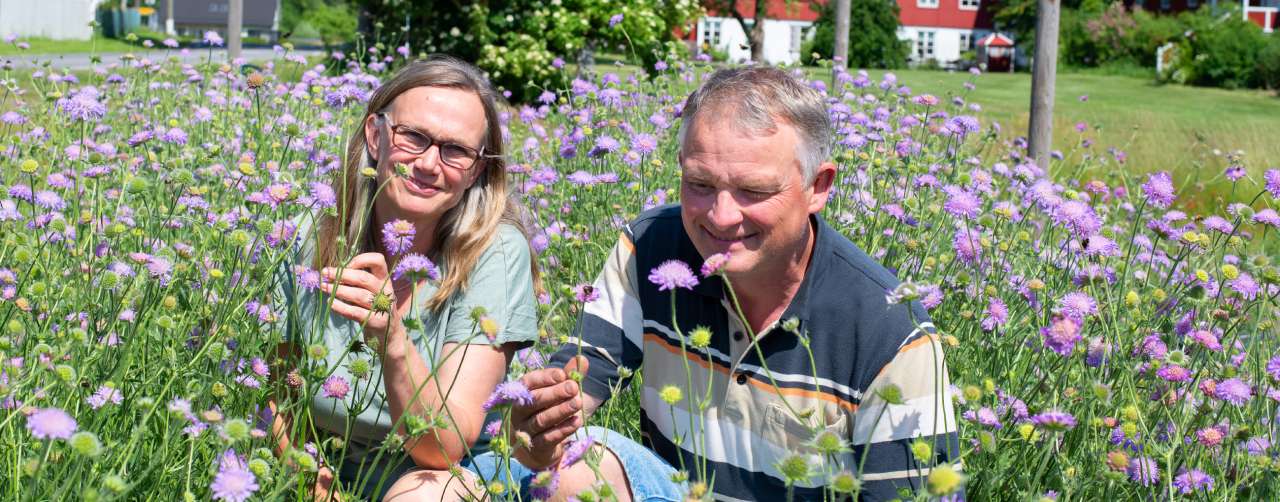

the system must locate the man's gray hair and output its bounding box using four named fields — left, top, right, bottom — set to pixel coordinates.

left=677, top=67, right=832, bottom=181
